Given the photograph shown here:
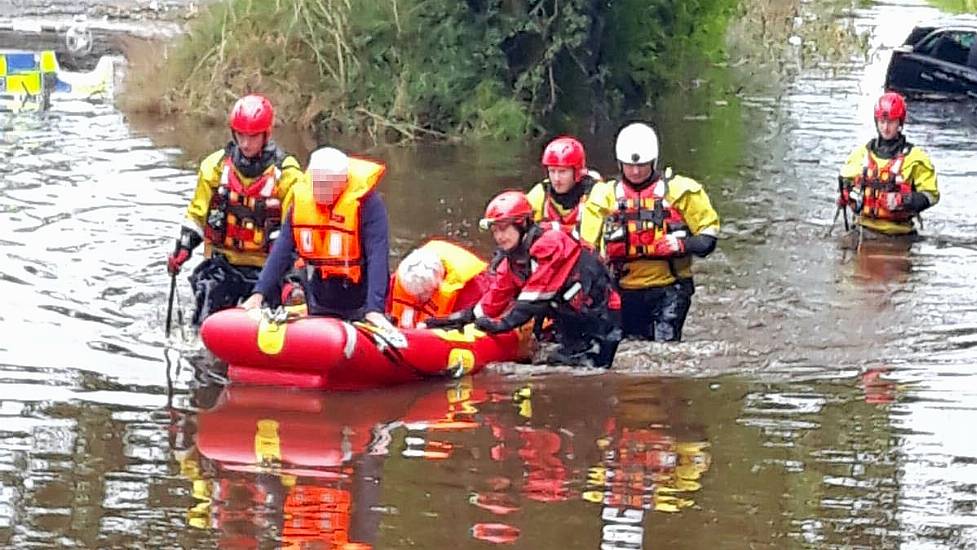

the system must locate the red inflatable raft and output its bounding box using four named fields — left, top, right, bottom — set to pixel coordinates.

left=200, top=308, right=531, bottom=390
